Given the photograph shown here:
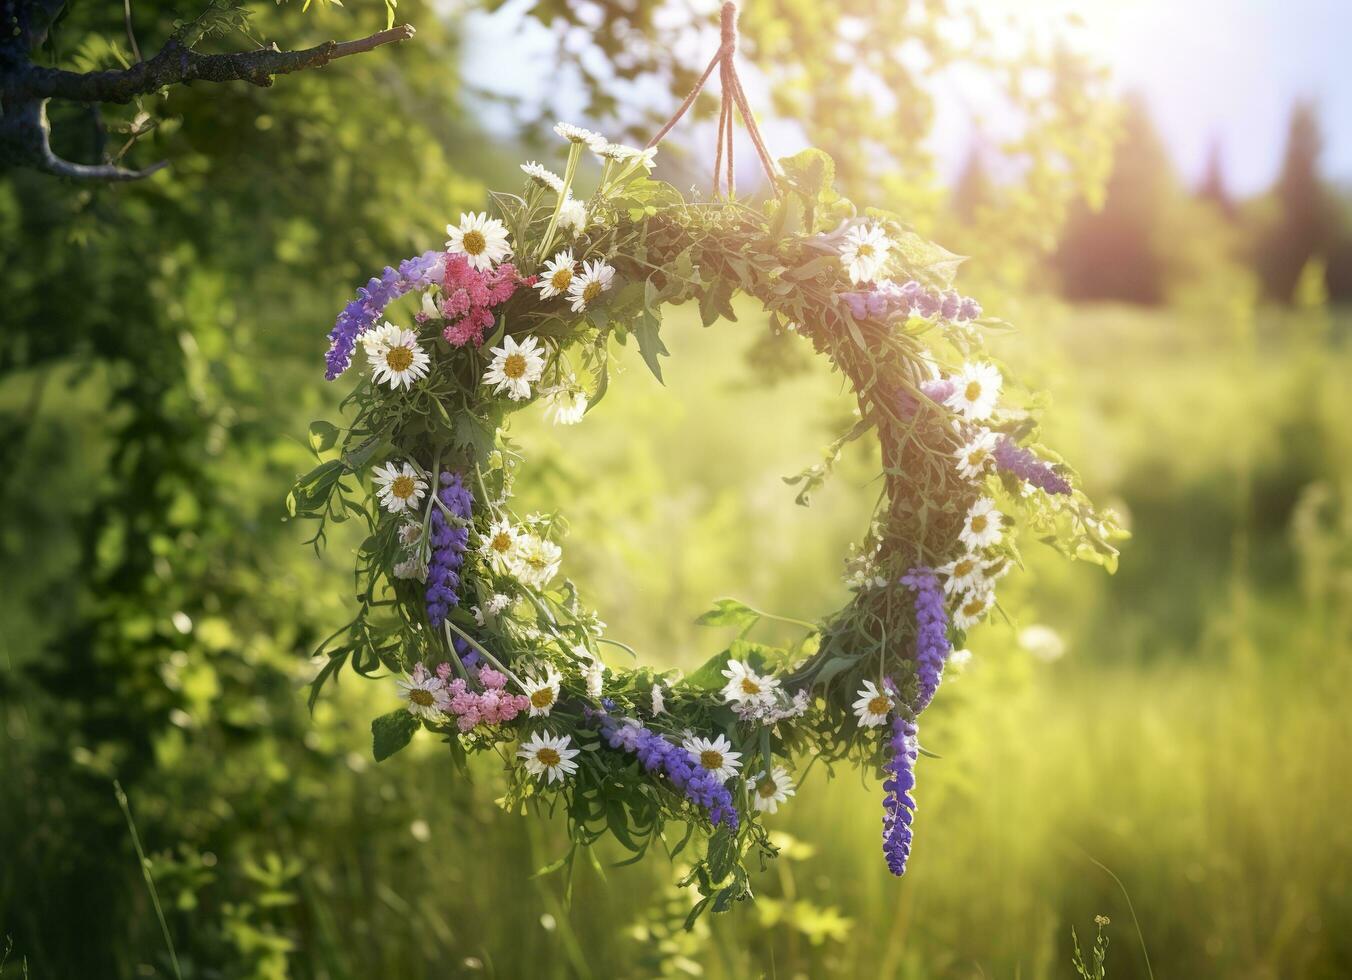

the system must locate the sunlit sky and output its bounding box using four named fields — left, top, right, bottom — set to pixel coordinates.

left=464, top=0, right=1352, bottom=196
